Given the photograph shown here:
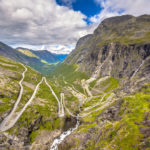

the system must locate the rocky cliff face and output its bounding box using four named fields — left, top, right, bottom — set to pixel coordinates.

left=1, top=15, right=150, bottom=150
left=64, top=15, right=150, bottom=84
left=78, top=43, right=150, bottom=82
left=58, top=15, right=150, bottom=150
